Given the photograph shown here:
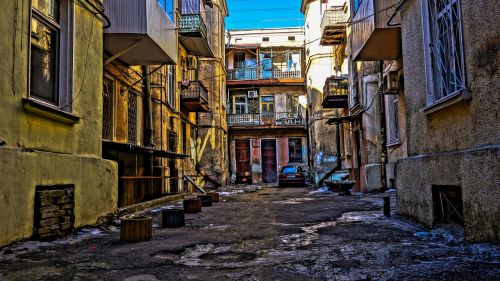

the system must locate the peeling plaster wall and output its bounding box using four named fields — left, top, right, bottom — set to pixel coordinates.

left=397, top=0, right=500, bottom=242
left=0, top=0, right=118, bottom=246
